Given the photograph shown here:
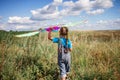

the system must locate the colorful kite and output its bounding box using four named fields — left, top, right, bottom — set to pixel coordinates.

left=14, top=26, right=60, bottom=37
left=45, top=26, right=60, bottom=32
left=14, top=20, right=88, bottom=37
left=15, top=31, right=40, bottom=37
